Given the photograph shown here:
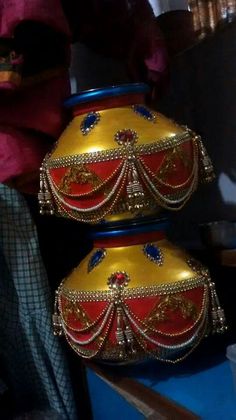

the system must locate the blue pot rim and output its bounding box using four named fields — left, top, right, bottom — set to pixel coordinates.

left=90, top=217, right=169, bottom=240
left=64, top=83, right=150, bottom=108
